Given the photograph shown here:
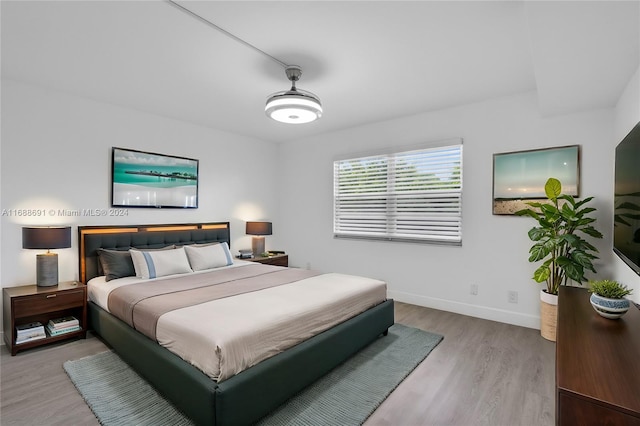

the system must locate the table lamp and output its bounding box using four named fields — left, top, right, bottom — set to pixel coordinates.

left=22, top=226, right=71, bottom=286
left=245, top=221, right=272, bottom=256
